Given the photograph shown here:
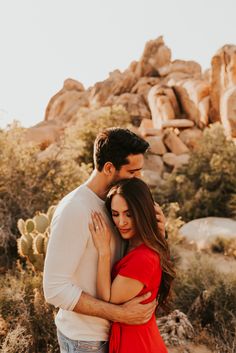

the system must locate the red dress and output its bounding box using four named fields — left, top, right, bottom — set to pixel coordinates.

left=109, top=244, right=168, bottom=353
